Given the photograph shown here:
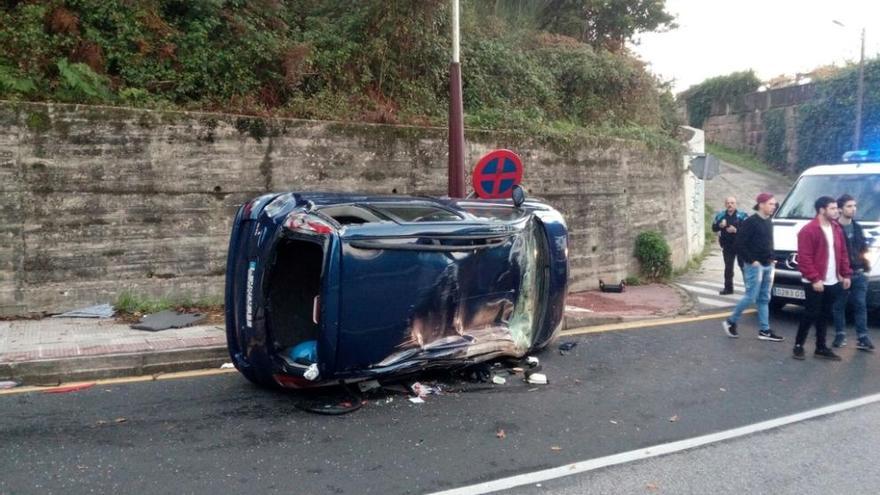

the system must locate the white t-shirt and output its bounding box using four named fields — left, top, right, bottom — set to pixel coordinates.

left=822, top=224, right=838, bottom=285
